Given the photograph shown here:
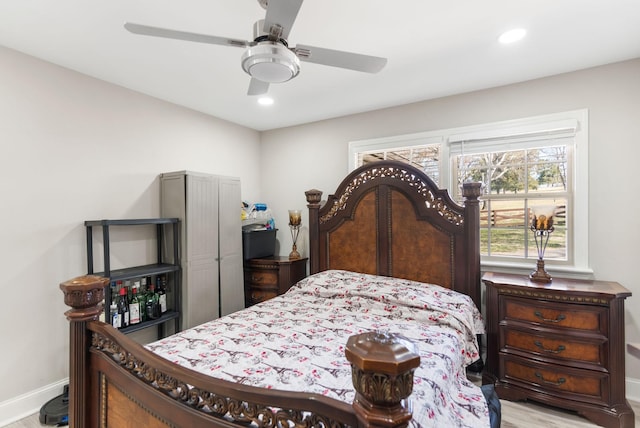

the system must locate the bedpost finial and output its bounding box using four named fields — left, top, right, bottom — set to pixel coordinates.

left=60, top=275, right=109, bottom=321
left=305, top=189, right=322, bottom=204
left=345, top=331, right=420, bottom=427
left=462, top=182, right=482, bottom=200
